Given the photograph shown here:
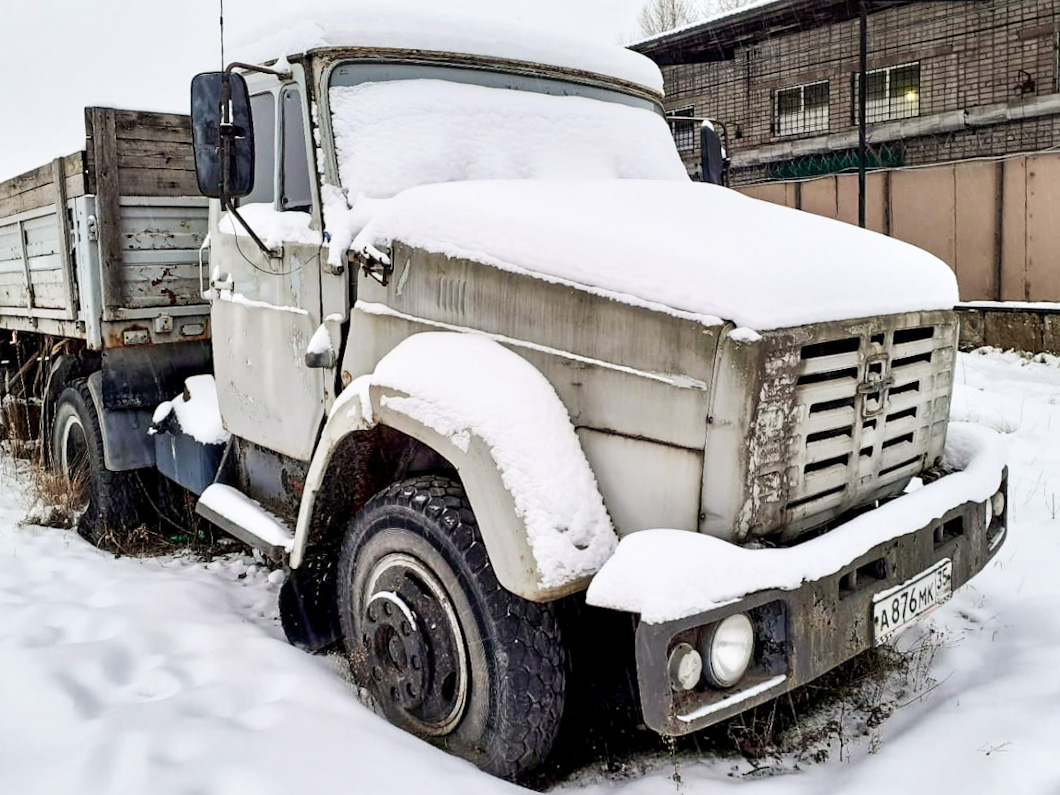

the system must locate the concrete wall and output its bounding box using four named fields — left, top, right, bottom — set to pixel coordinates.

left=957, top=306, right=1060, bottom=353
left=739, top=150, right=1060, bottom=302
